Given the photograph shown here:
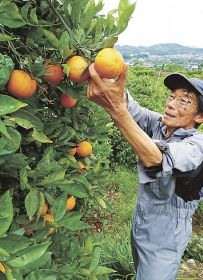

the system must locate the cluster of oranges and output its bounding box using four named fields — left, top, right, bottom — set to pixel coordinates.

left=20, top=197, right=76, bottom=237
left=68, top=140, right=93, bottom=174
left=6, top=48, right=125, bottom=108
